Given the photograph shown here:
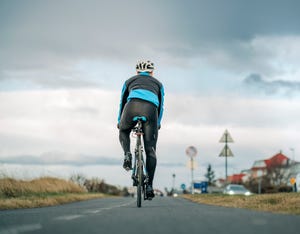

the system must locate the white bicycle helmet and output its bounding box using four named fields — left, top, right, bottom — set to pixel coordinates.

left=136, top=60, right=154, bottom=73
